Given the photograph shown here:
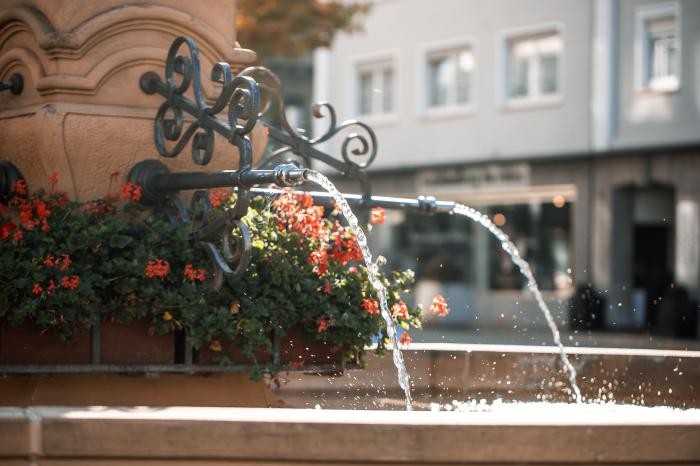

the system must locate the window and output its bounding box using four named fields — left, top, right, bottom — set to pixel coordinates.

left=636, top=3, right=680, bottom=92
left=356, top=61, right=394, bottom=116
left=426, top=48, right=474, bottom=108
left=504, top=30, right=563, bottom=103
